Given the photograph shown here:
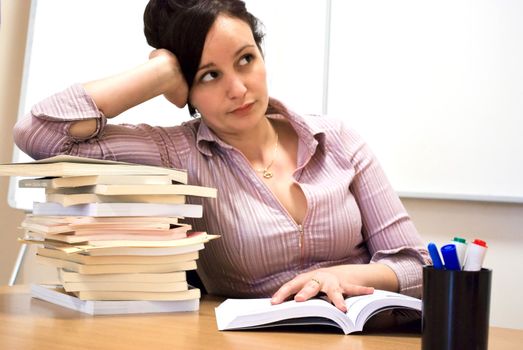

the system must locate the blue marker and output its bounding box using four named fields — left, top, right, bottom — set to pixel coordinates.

left=427, top=243, right=443, bottom=270
left=440, top=244, right=461, bottom=271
